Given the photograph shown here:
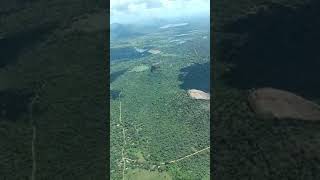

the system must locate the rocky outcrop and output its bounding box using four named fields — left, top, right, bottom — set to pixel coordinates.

left=248, top=88, right=320, bottom=120
left=188, top=89, right=210, bottom=100
left=148, top=49, right=161, bottom=54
